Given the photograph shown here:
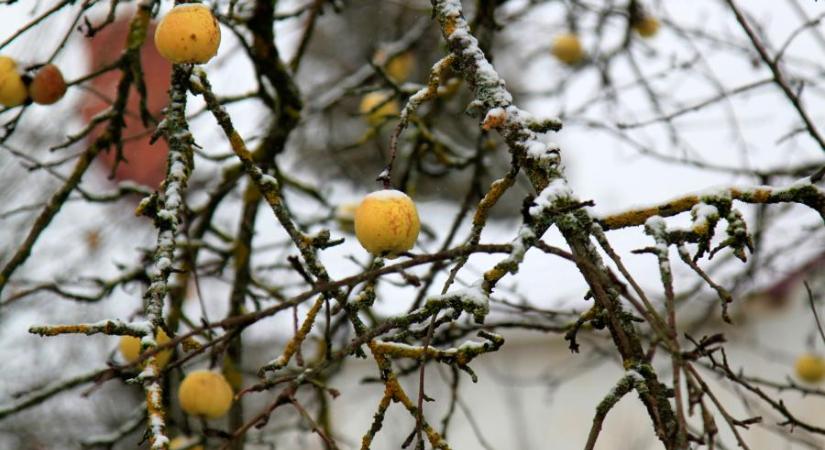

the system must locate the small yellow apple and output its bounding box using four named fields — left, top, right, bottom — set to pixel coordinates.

left=633, top=16, right=660, bottom=38
left=386, top=51, right=415, bottom=83
left=795, top=353, right=825, bottom=383
left=29, top=64, right=67, bottom=105
left=154, top=4, right=221, bottom=64
left=359, top=91, right=399, bottom=126
left=178, top=370, right=234, bottom=419
left=354, top=189, right=420, bottom=258
left=0, top=56, right=28, bottom=107
left=551, top=33, right=584, bottom=65
left=119, top=328, right=173, bottom=368
left=170, top=436, right=203, bottom=450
